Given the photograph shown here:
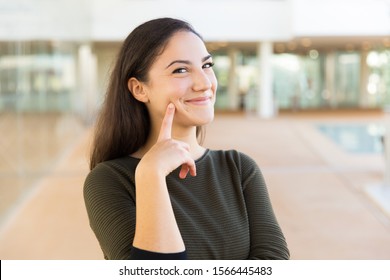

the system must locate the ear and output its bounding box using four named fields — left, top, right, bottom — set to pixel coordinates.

left=128, top=77, right=149, bottom=103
